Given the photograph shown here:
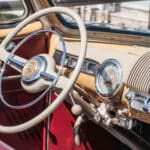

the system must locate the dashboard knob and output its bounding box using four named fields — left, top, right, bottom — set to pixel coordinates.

left=126, top=91, right=135, bottom=101
left=71, top=104, right=82, bottom=116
